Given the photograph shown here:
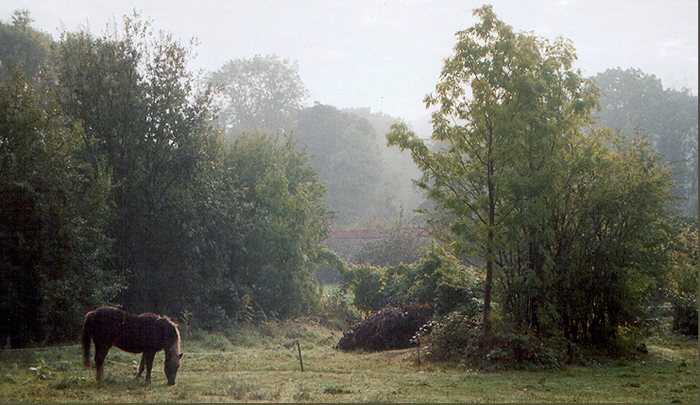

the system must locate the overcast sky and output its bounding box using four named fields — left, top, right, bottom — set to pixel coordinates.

left=2, top=0, right=697, bottom=125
